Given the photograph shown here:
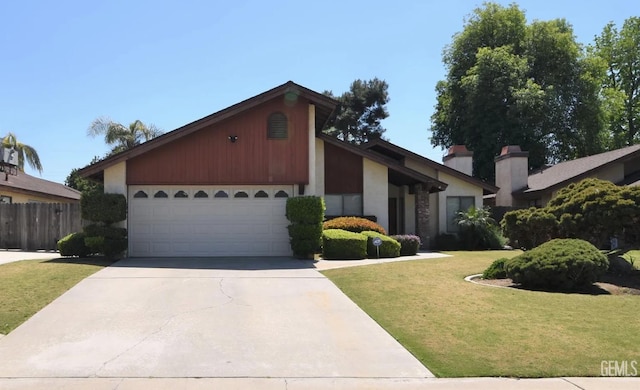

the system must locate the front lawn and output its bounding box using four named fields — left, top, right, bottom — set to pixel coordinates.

left=0, top=258, right=113, bottom=335
left=322, top=251, right=640, bottom=378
